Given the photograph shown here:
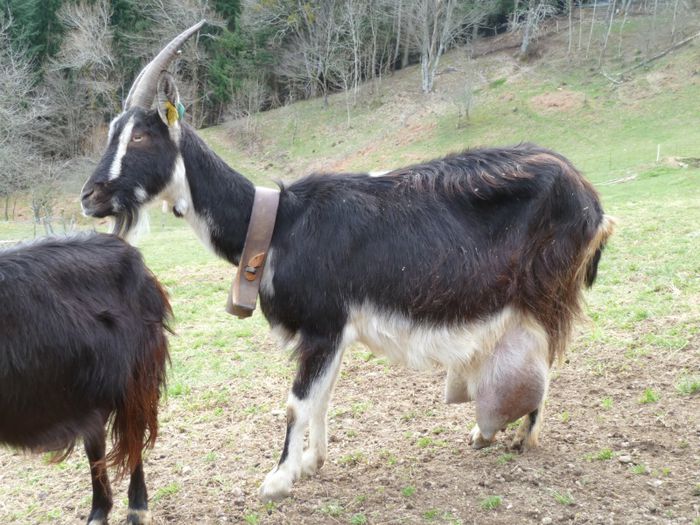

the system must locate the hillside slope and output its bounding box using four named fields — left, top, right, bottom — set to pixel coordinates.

left=202, top=26, right=700, bottom=189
